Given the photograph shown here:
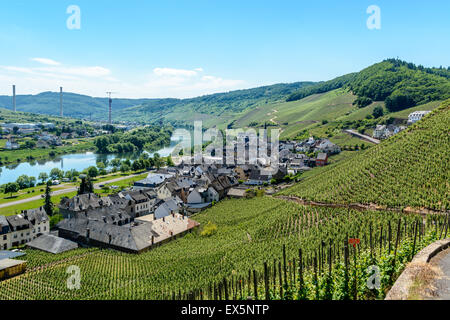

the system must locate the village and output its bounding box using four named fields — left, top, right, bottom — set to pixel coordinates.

left=0, top=109, right=432, bottom=280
